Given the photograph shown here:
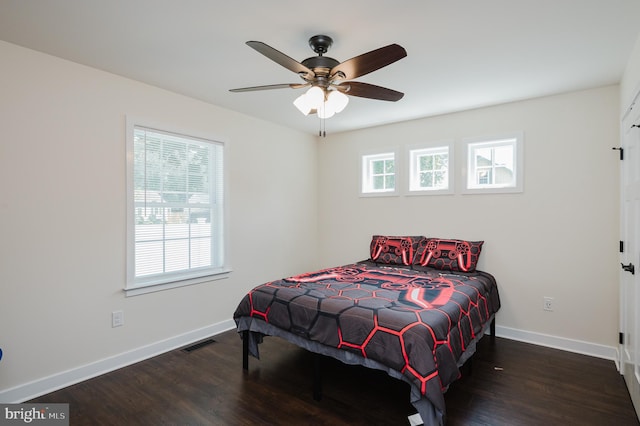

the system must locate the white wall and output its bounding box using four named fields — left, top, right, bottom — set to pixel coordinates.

left=0, top=41, right=318, bottom=399
left=318, top=85, right=620, bottom=352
